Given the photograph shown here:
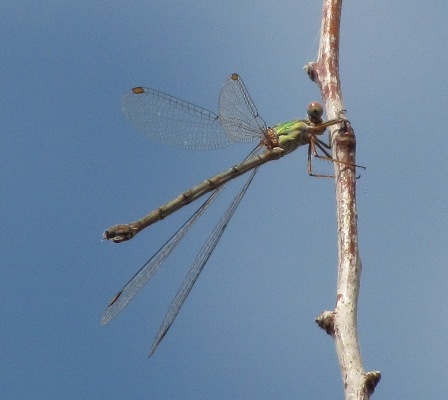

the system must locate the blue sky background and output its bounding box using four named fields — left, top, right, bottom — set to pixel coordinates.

left=2, top=1, right=448, bottom=399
